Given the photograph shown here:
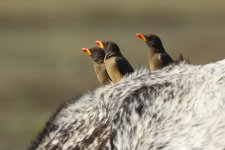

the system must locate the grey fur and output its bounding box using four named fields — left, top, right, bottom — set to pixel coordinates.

left=29, top=59, right=225, bottom=150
